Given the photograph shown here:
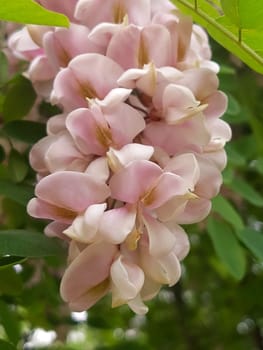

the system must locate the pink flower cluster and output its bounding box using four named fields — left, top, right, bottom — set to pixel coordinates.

left=9, top=0, right=231, bottom=314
